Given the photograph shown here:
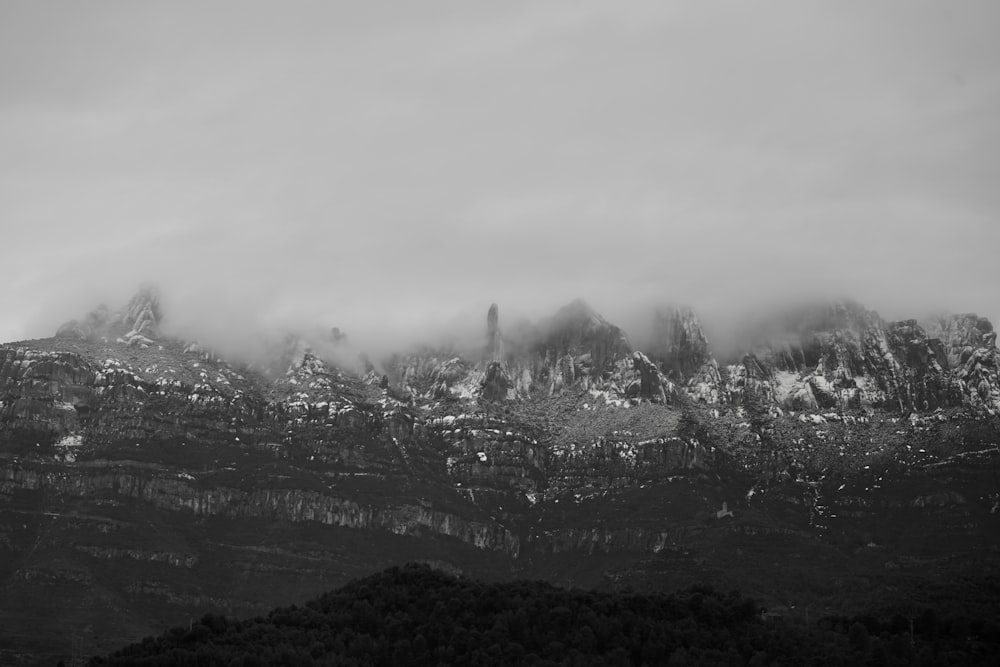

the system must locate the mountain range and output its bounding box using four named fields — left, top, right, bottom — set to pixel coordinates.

left=1, top=287, right=998, bottom=664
